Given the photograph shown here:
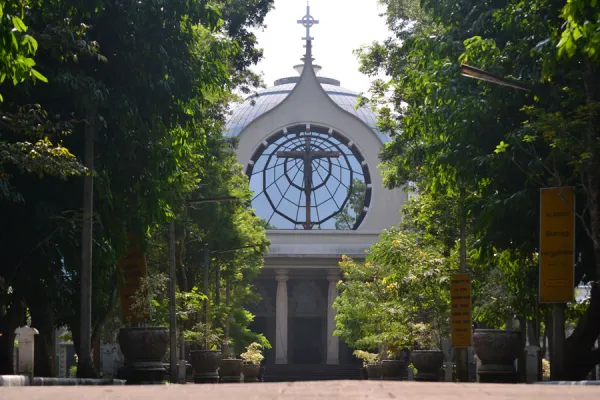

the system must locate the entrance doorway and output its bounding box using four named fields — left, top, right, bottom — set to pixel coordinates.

left=292, top=317, right=323, bottom=364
